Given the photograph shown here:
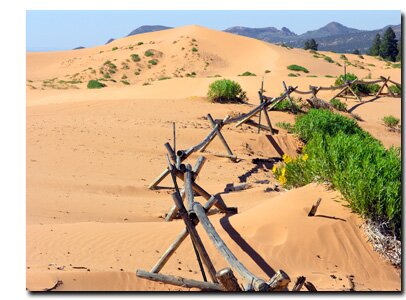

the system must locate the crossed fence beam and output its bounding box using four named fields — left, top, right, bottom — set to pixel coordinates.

left=137, top=151, right=291, bottom=291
